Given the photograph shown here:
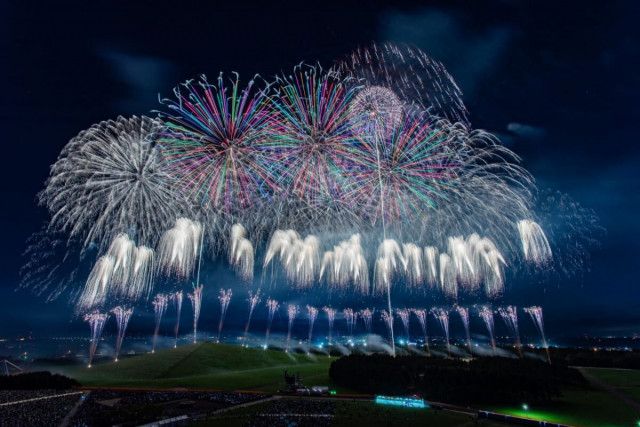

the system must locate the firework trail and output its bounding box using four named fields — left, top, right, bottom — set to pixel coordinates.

left=323, top=306, right=337, bottom=345
left=320, top=234, right=369, bottom=294
left=84, top=311, right=109, bottom=368
left=359, top=308, right=374, bottom=333
left=431, top=308, right=450, bottom=356
left=217, top=289, right=233, bottom=343
left=157, top=218, right=202, bottom=280
left=172, top=290, right=183, bottom=348
left=518, top=220, right=552, bottom=266
left=525, top=306, right=550, bottom=363
left=498, top=306, right=522, bottom=356
left=374, top=239, right=404, bottom=356
left=159, top=73, right=277, bottom=216
left=286, top=304, right=299, bottom=352
left=188, top=285, right=203, bottom=344
left=264, top=298, right=279, bottom=347
left=412, top=309, right=430, bottom=355
left=455, top=306, right=472, bottom=353
left=264, top=230, right=320, bottom=288
left=111, top=306, right=133, bottom=362
left=396, top=308, right=411, bottom=342
left=243, top=290, right=261, bottom=343
left=306, top=305, right=319, bottom=345
left=381, top=310, right=394, bottom=345
left=424, top=247, right=439, bottom=287
left=477, top=306, right=496, bottom=353
left=343, top=308, right=356, bottom=338
left=229, top=224, right=254, bottom=282
left=152, top=294, right=169, bottom=353
left=40, top=116, right=187, bottom=252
